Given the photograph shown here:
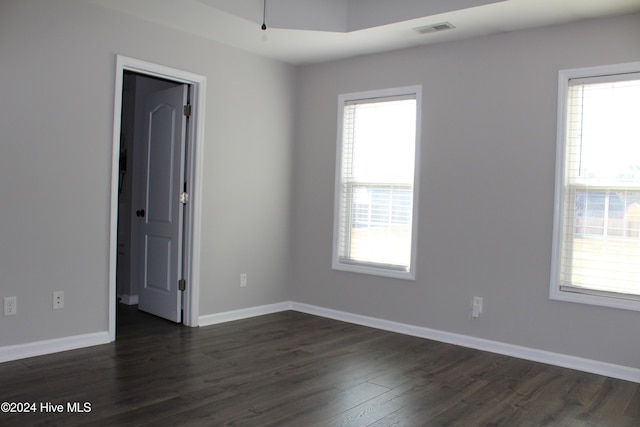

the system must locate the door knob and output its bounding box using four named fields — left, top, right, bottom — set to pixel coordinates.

left=136, top=209, right=145, bottom=218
